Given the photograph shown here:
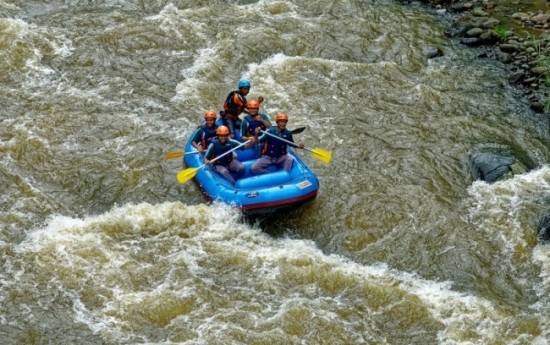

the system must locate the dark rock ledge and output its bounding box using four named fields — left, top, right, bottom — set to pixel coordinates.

left=403, top=1, right=550, bottom=243
left=405, top=0, right=550, bottom=114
